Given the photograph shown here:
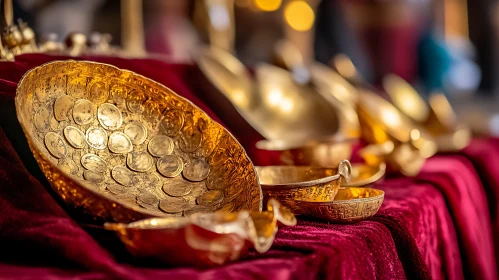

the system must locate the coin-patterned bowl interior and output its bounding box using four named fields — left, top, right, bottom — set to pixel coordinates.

left=15, top=60, right=262, bottom=222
